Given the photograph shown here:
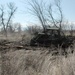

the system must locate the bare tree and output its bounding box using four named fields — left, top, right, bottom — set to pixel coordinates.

left=55, top=0, right=63, bottom=30
left=28, top=0, right=47, bottom=32
left=27, top=0, right=63, bottom=32
left=0, top=2, right=17, bottom=37
left=47, top=4, right=57, bottom=27
left=47, top=0, right=63, bottom=30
